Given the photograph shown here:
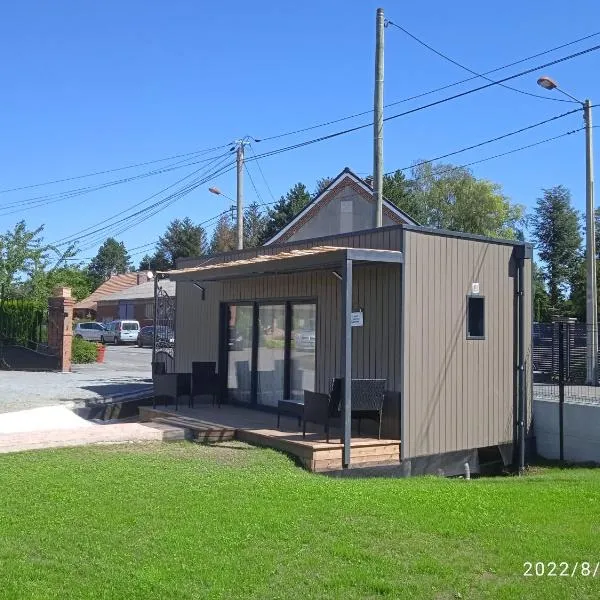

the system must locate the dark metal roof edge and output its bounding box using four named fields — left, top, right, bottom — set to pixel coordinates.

left=176, top=223, right=407, bottom=268
left=177, top=223, right=530, bottom=268
left=402, top=224, right=531, bottom=248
